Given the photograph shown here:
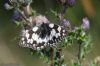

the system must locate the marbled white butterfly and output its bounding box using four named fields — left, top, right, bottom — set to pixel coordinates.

left=19, top=15, right=66, bottom=50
